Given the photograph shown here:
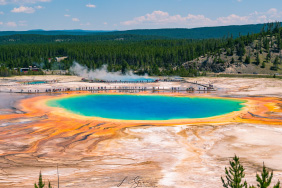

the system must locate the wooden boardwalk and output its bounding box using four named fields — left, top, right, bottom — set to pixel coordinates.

left=0, top=80, right=216, bottom=94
